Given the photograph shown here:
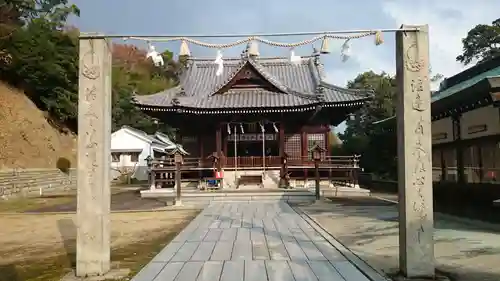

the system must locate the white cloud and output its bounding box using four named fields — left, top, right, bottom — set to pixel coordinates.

left=382, top=0, right=500, bottom=78
left=326, top=0, right=500, bottom=133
